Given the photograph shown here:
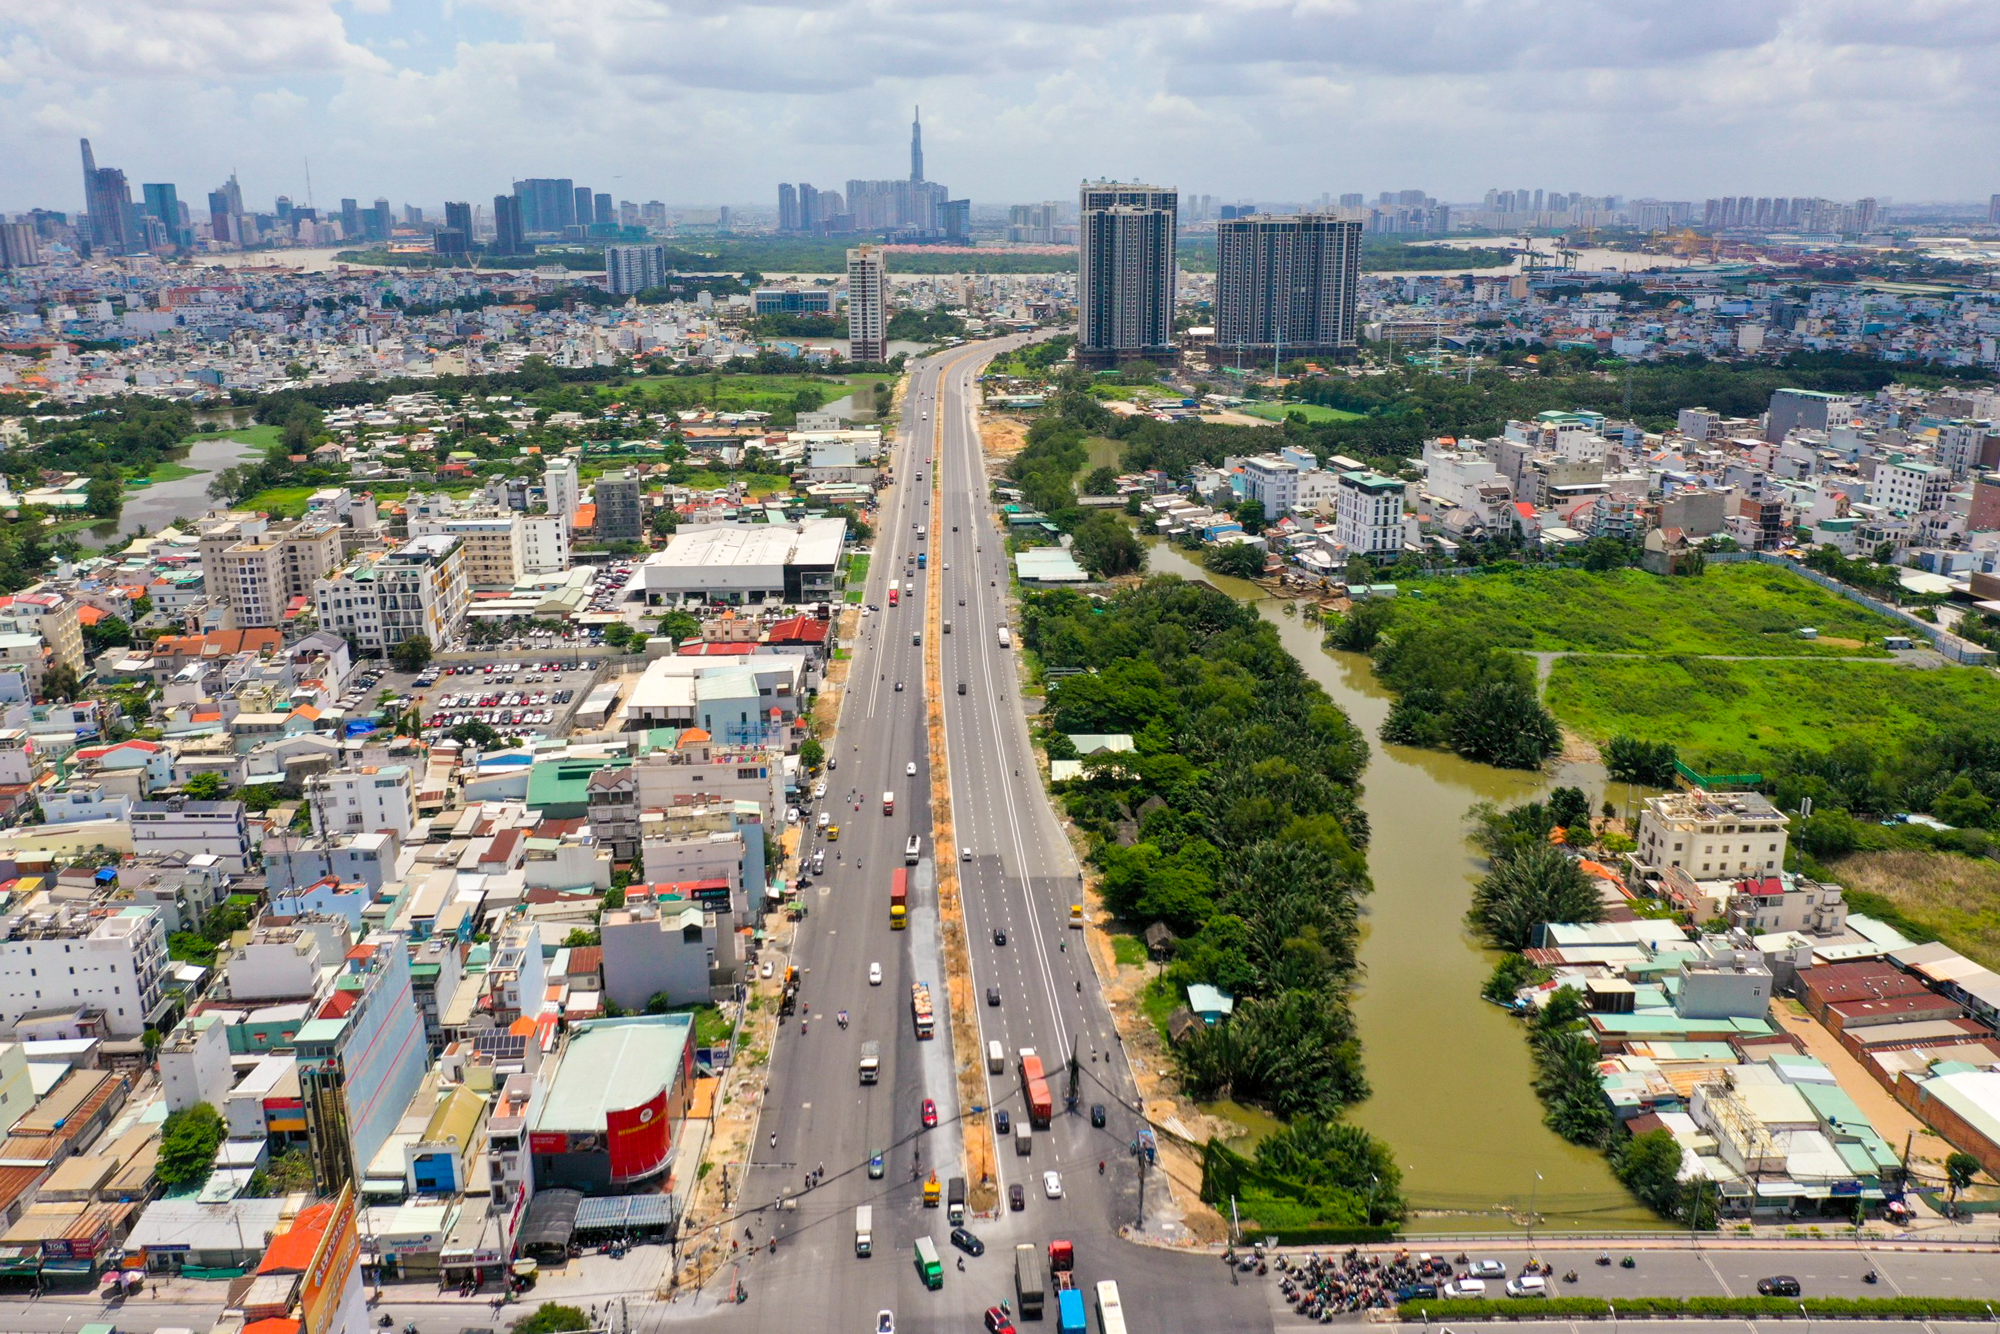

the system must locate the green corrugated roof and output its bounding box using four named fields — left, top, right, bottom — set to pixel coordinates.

left=526, top=755, right=625, bottom=817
